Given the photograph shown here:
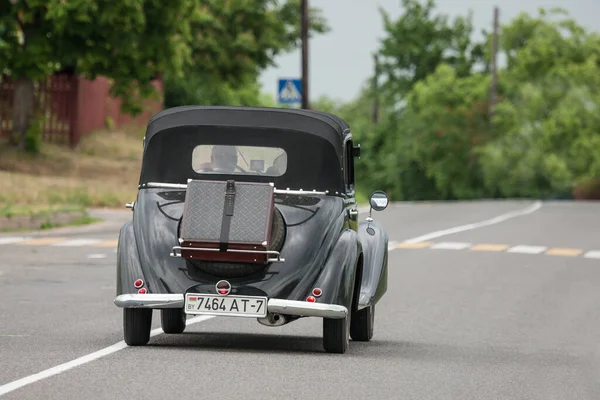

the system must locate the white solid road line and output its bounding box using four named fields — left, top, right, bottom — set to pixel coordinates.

left=0, top=316, right=214, bottom=397
left=0, top=200, right=543, bottom=397
left=401, top=201, right=543, bottom=244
